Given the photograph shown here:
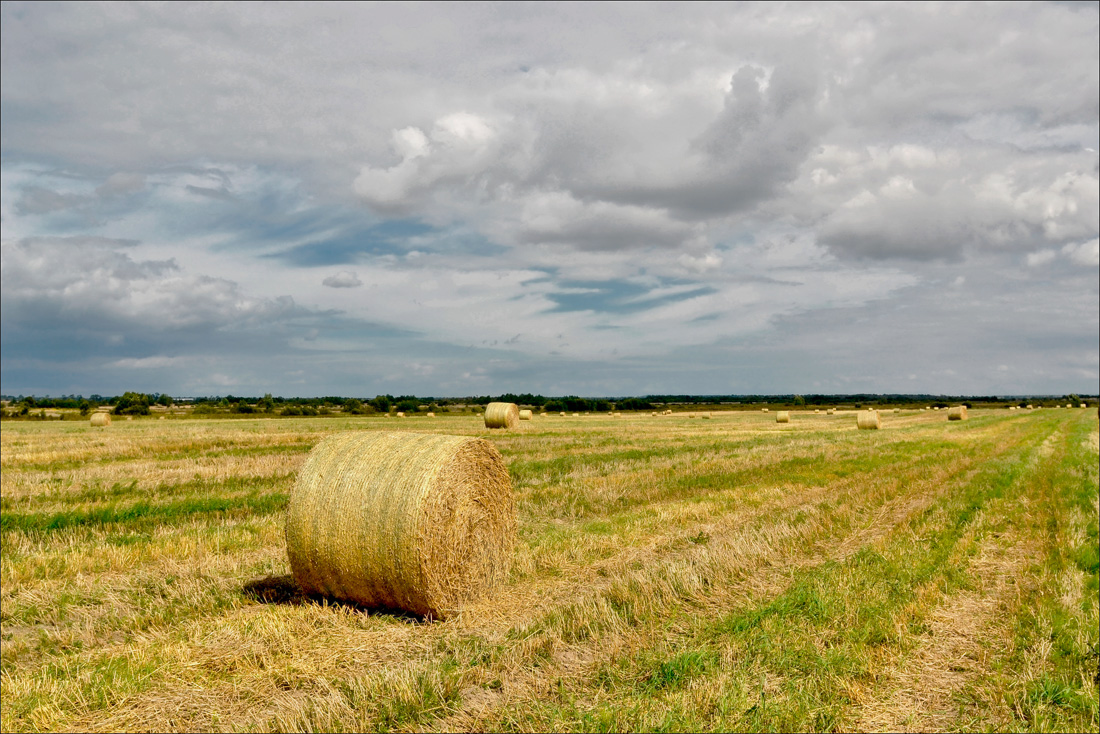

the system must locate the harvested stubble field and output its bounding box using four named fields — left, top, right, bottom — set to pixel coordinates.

left=1, top=409, right=1097, bottom=733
